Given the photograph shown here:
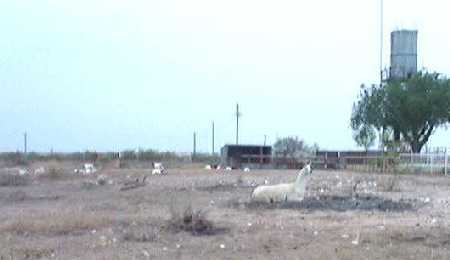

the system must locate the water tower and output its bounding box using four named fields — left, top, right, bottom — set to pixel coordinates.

left=390, top=30, right=418, bottom=79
